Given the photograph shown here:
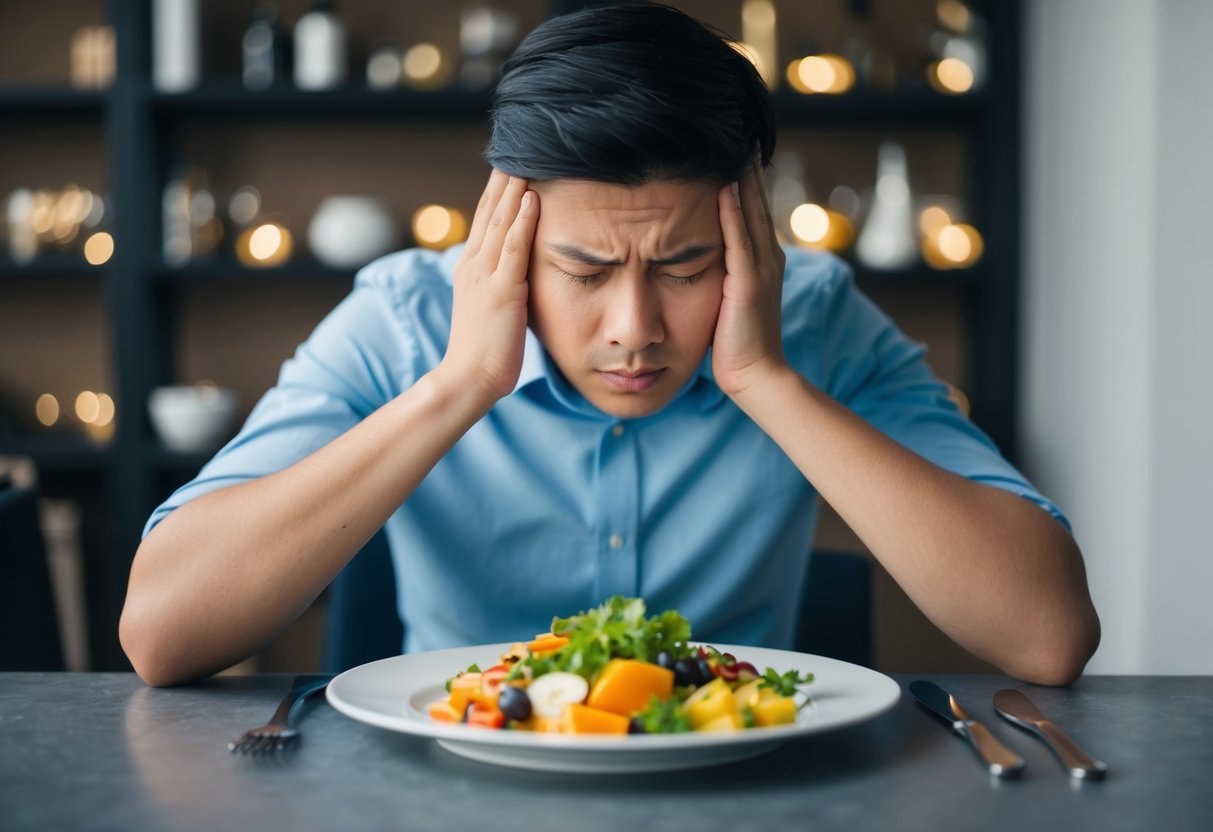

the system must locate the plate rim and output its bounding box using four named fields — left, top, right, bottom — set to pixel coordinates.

left=326, top=641, right=901, bottom=755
